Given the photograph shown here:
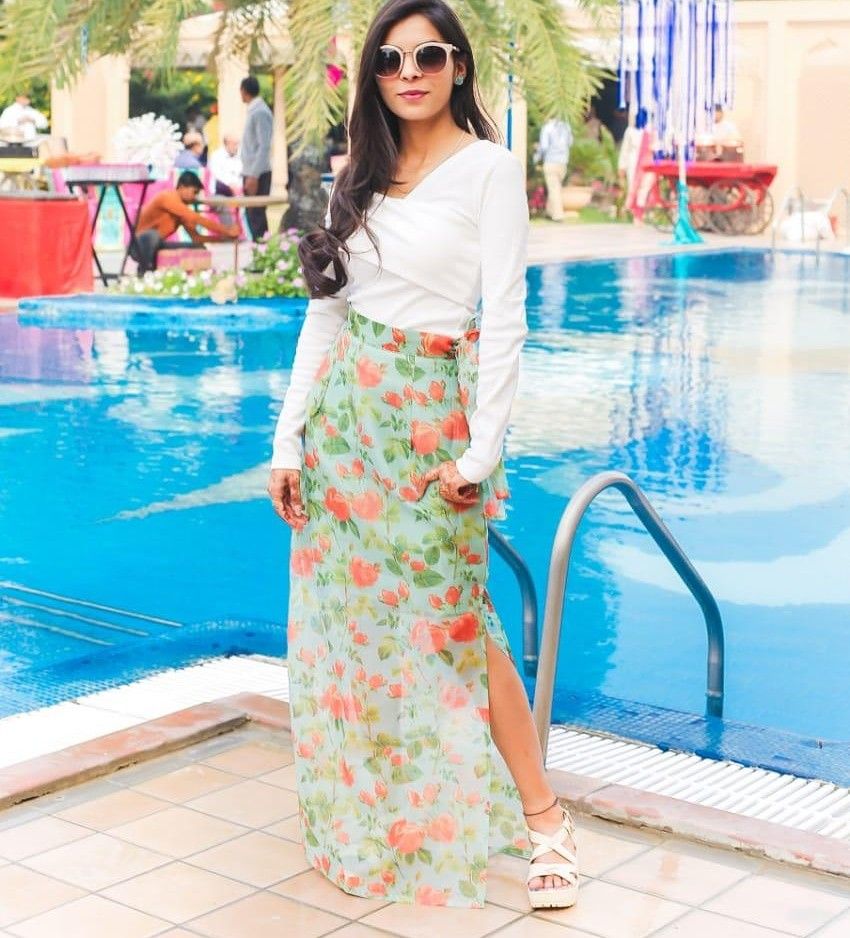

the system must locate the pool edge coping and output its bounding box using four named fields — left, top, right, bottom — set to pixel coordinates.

left=1, top=692, right=849, bottom=883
